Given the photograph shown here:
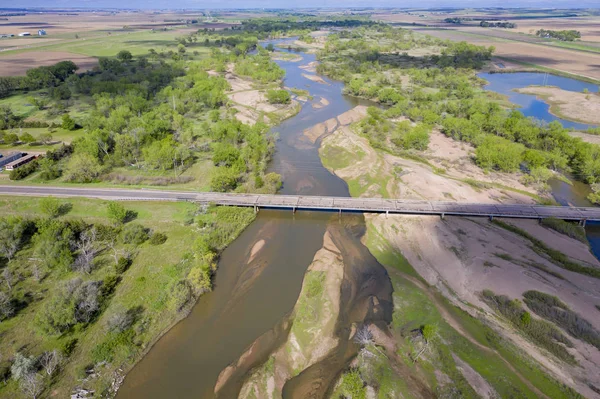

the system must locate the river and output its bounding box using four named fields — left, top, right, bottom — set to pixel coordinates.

left=117, top=38, right=392, bottom=399
left=117, top=47, right=600, bottom=399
